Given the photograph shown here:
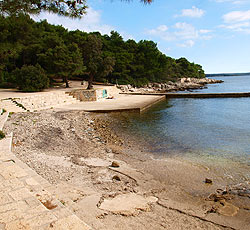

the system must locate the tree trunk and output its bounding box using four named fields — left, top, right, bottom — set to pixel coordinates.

left=64, top=76, right=69, bottom=88
left=87, top=74, right=94, bottom=89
